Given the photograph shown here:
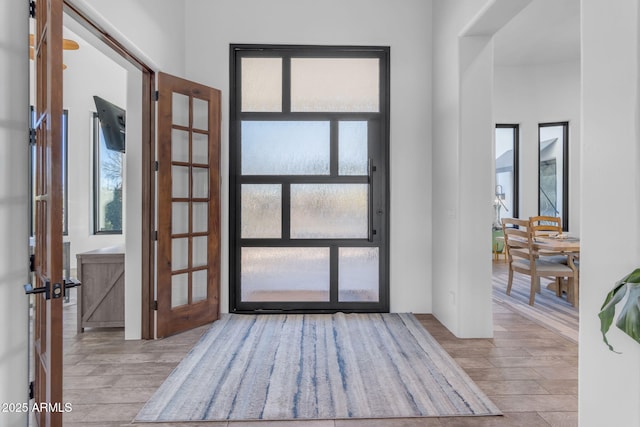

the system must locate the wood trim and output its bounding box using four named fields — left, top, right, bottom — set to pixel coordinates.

left=63, top=2, right=152, bottom=73
left=62, top=1, right=157, bottom=339
left=33, top=0, right=65, bottom=424
left=141, top=70, right=156, bottom=339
